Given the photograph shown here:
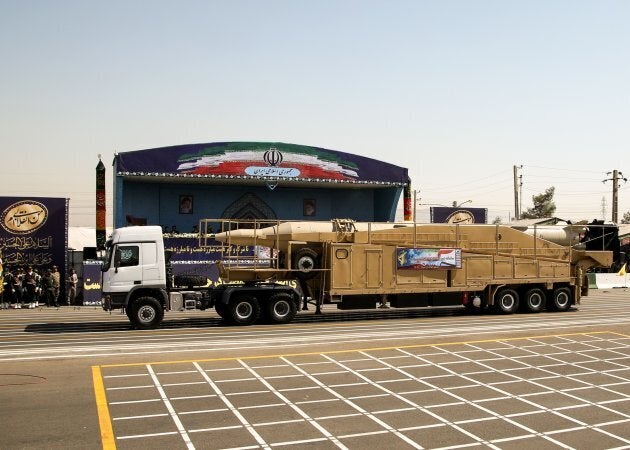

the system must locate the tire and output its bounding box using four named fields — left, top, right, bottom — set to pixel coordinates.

left=522, top=288, right=546, bottom=313
left=494, top=288, right=519, bottom=314
left=293, top=248, right=319, bottom=279
left=174, top=275, right=207, bottom=288
left=125, top=304, right=134, bottom=320
left=550, top=286, right=572, bottom=312
left=265, top=293, right=297, bottom=324
left=215, top=301, right=227, bottom=318
left=228, top=295, right=261, bottom=325
left=129, top=296, right=164, bottom=329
